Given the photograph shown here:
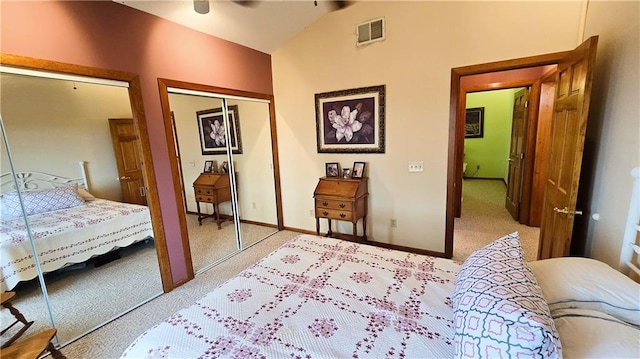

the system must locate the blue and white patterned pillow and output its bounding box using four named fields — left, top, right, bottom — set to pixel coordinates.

left=1, top=184, right=85, bottom=219
left=452, top=232, right=562, bottom=358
